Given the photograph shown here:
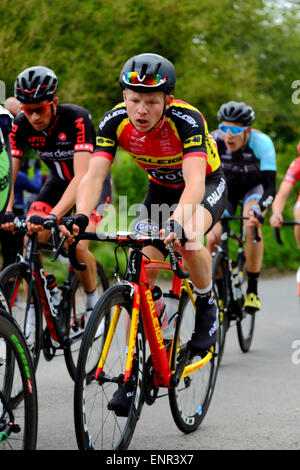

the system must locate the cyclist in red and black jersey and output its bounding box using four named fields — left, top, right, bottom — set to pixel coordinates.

left=1, top=66, right=112, bottom=344
left=61, top=52, right=227, bottom=353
